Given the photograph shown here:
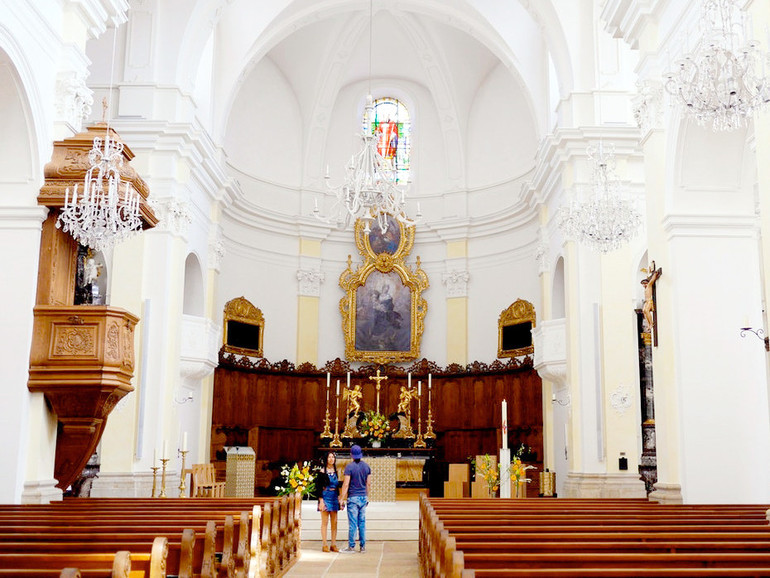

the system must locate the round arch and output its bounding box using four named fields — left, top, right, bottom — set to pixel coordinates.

left=183, top=253, right=206, bottom=317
